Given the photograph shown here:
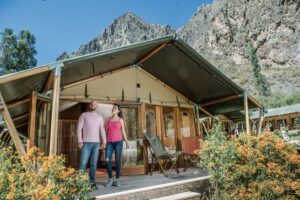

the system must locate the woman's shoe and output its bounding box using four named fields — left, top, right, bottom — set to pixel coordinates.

left=105, top=178, right=113, bottom=187
left=113, top=178, right=121, bottom=187
left=92, top=183, right=98, bottom=190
